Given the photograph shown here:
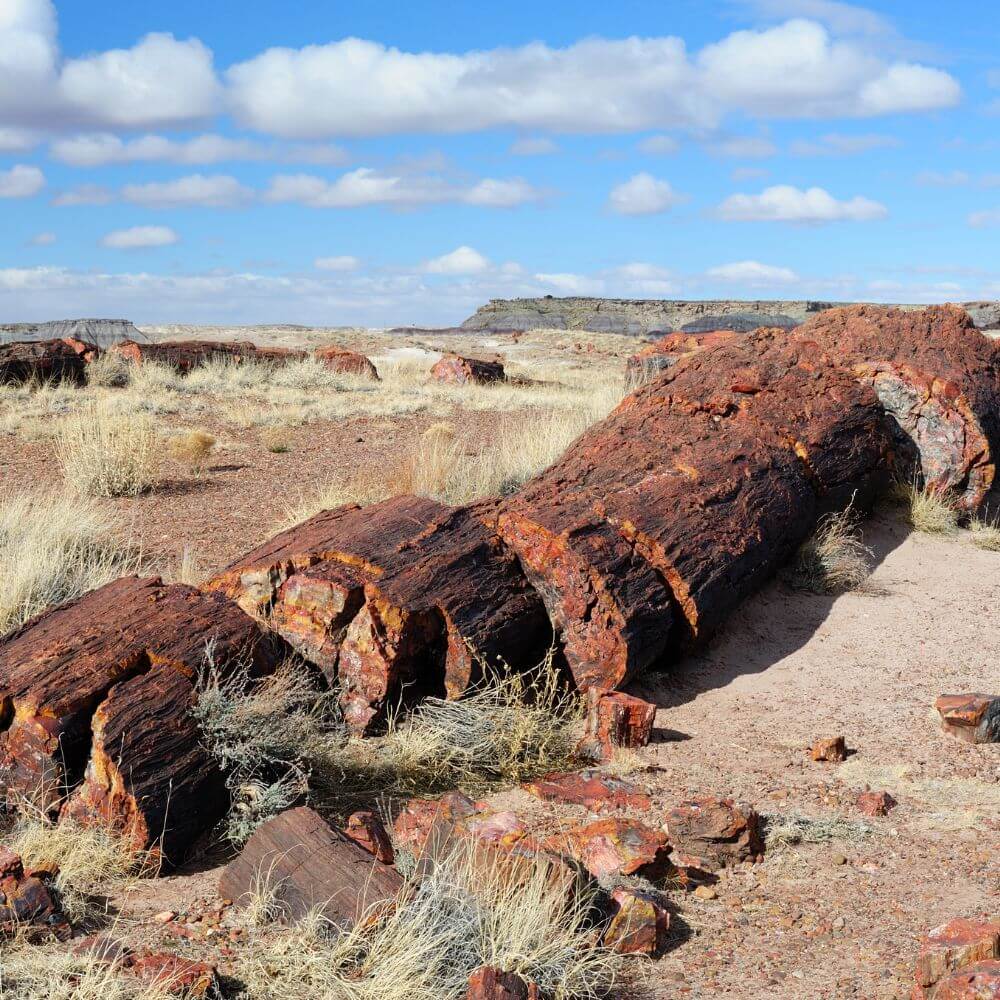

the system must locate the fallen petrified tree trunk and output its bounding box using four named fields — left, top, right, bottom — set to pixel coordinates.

left=625, top=330, right=740, bottom=385
left=314, top=346, right=380, bottom=380
left=0, top=577, right=278, bottom=852
left=0, top=338, right=98, bottom=385
left=208, top=496, right=551, bottom=733
left=797, top=305, right=1000, bottom=510
left=111, top=339, right=307, bottom=373
left=430, top=354, right=506, bottom=385
left=219, top=806, right=403, bottom=927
